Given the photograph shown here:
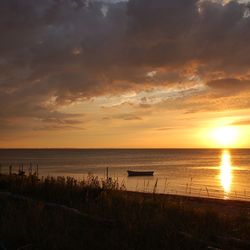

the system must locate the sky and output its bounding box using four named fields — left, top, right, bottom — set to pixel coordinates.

left=1, top=0, right=250, bottom=148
